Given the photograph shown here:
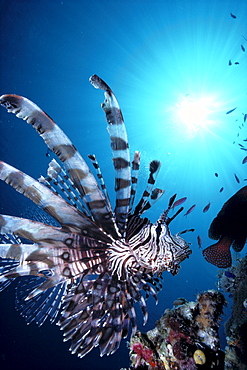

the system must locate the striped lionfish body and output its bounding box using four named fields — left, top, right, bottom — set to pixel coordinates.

left=0, top=75, right=191, bottom=358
